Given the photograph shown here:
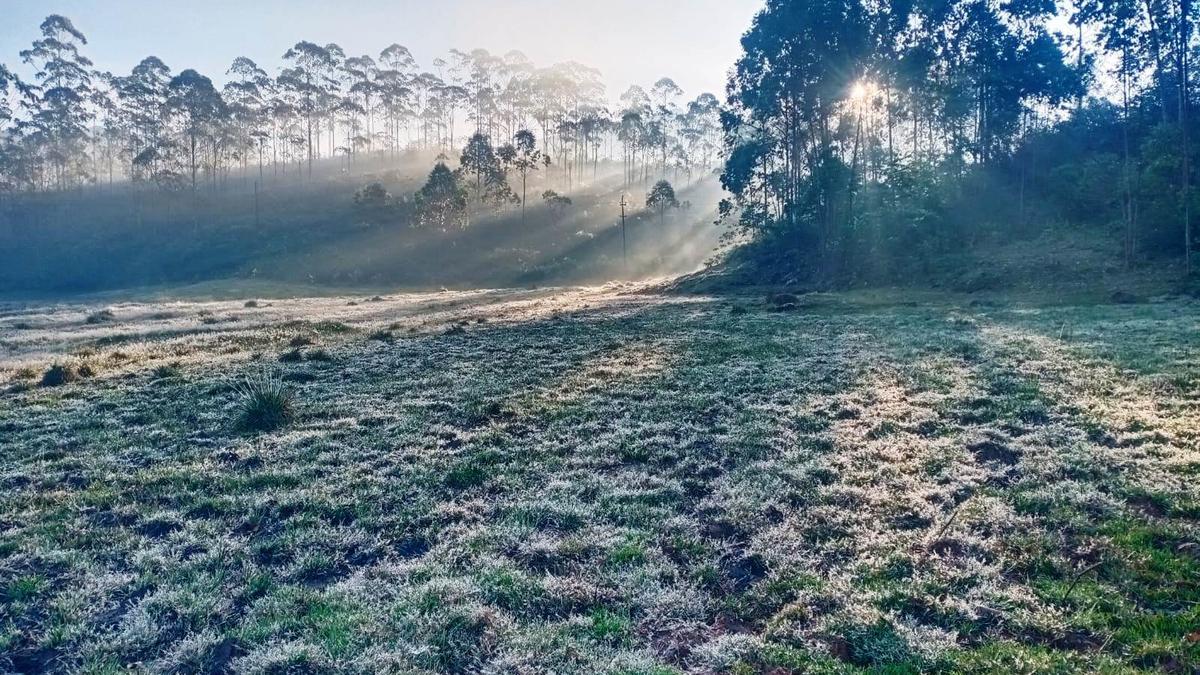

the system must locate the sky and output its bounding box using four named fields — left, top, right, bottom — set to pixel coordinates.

left=0, top=0, right=762, bottom=101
